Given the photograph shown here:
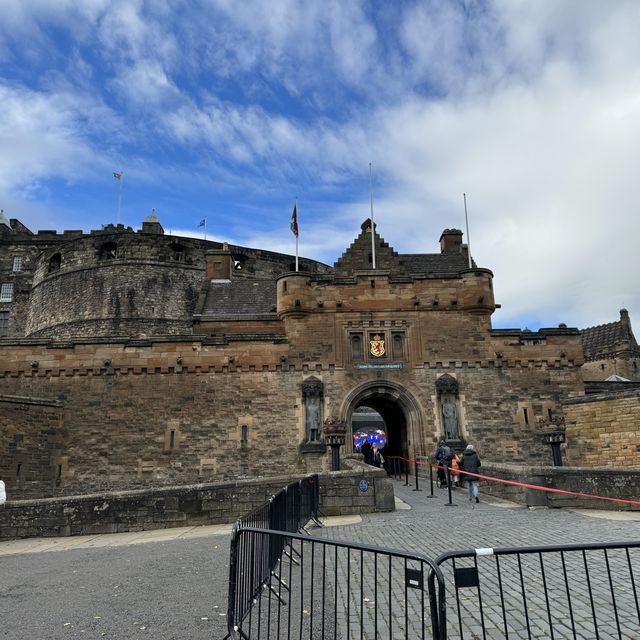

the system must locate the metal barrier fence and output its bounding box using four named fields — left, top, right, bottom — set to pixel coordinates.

left=225, top=475, right=321, bottom=640
left=429, top=540, right=640, bottom=640
left=227, top=527, right=447, bottom=640
left=225, top=470, right=640, bottom=639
